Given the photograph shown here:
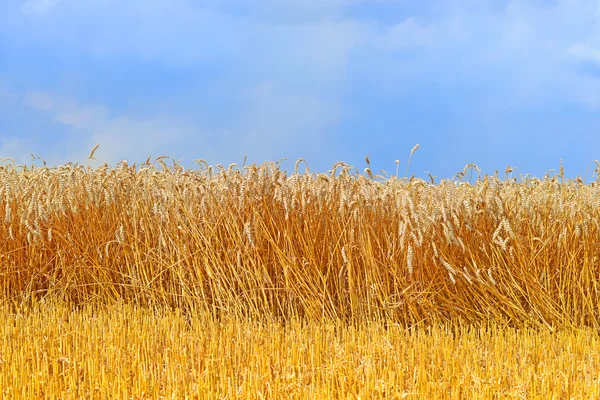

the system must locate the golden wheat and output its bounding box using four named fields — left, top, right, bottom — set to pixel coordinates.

left=1, top=156, right=600, bottom=397
left=0, top=158, right=599, bottom=325
left=0, top=302, right=598, bottom=399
